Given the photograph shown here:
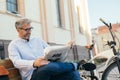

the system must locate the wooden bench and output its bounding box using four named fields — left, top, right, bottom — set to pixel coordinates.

left=0, top=59, right=21, bottom=80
